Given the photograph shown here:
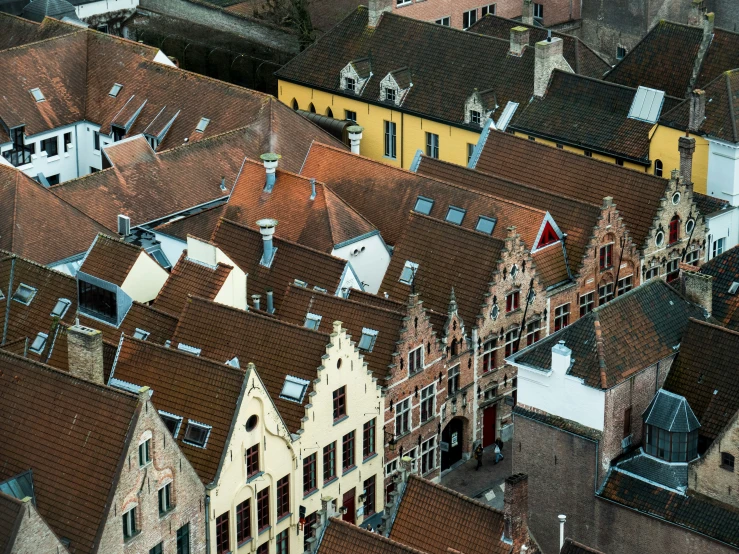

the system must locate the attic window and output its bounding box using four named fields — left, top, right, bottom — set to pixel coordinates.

left=346, top=77, right=356, bottom=93
left=50, top=298, right=71, bottom=318
left=400, top=261, right=418, bottom=285
left=445, top=206, right=466, bottom=225
left=177, top=343, right=202, bottom=356
left=729, top=282, right=739, bottom=295
left=280, top=375, right=310, bottom=403
left=476, top=216, right=496, bottom=235
left=159, top=411, right=183, bottom=438
left=29, top=332, right=48, bottom=354
left=195, top=118, right=210, bottom=133
left=29, top=88, right=45, bottom=102
left=133, top=328, right=150, bottom=340
left=385, top=87, right=397, bottom=103
left=414, top=196, right=434, bottom=215
left=470, top=110, right=481, bottom=125
left=12, top=284, right=37, bottom=305
left=358, top=328, right=378, bottom=352
left=183, top=420, right=211, bottom=448
left=294, top=279, right=308, bottom=288
left=314, top=286, right=327, bottom=293
left=109, top=83, right=123, bottom=97
left=304, top=313, right=322, bottom=330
